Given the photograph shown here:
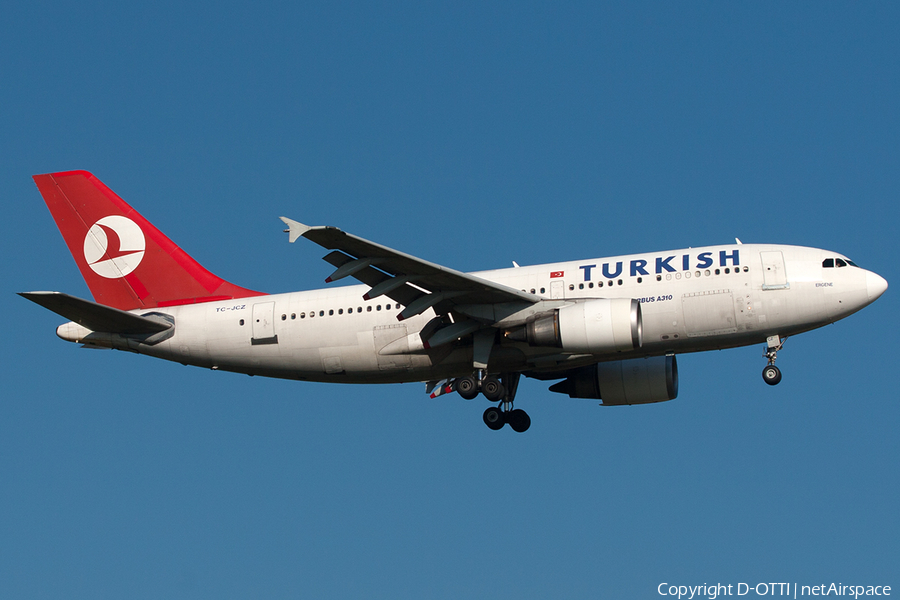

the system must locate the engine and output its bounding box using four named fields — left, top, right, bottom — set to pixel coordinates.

left=507, top=298, right=642, bottom=354
left=548, top=355, right=678, bottom=405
